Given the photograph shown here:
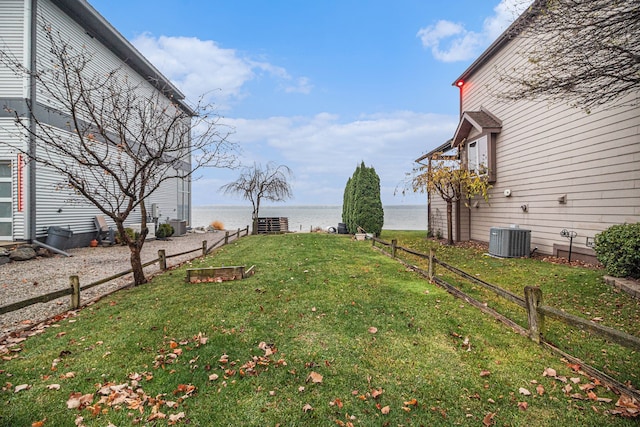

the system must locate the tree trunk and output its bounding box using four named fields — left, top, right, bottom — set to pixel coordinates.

left=115, top=220, right=147, bottom=286
left=446, top=200, right=454, bottom=245
left=129, top=243, right=147, bottom=285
